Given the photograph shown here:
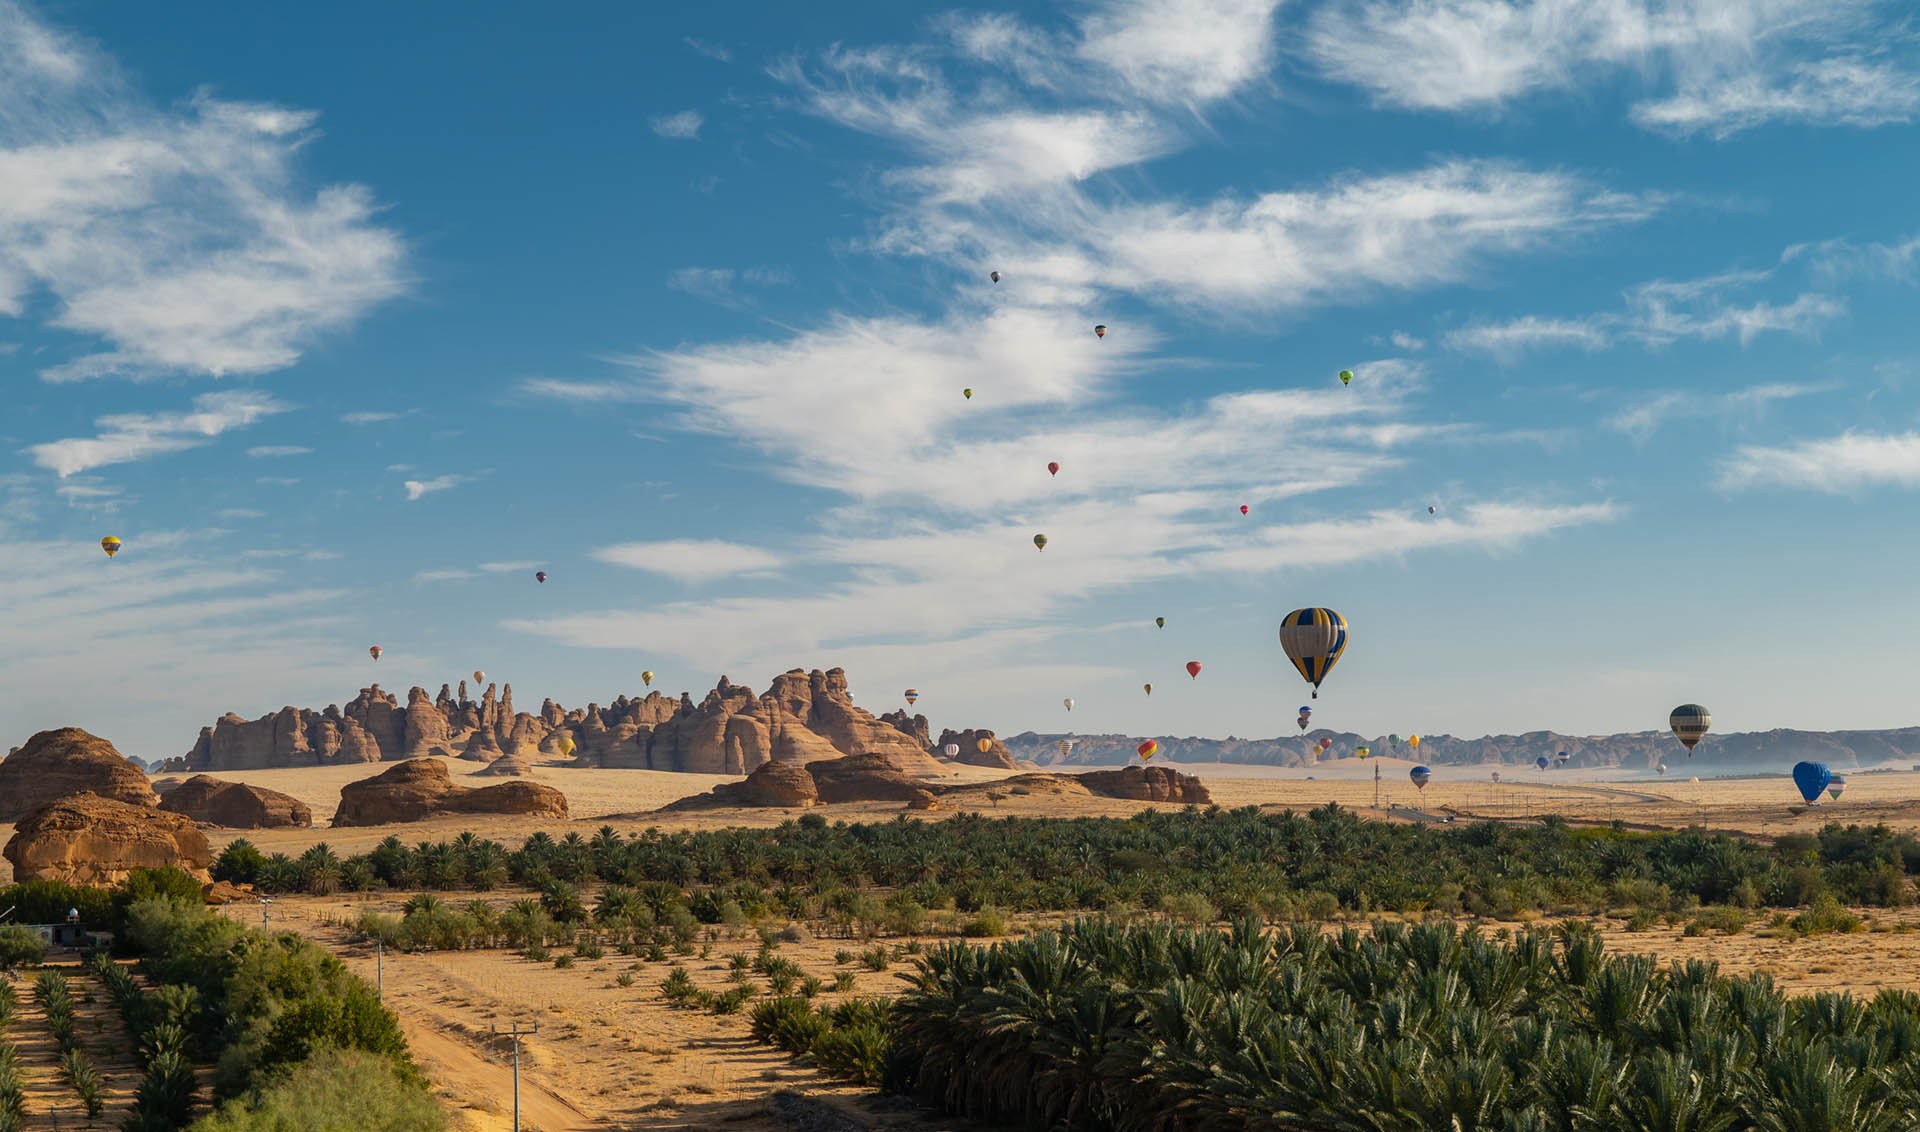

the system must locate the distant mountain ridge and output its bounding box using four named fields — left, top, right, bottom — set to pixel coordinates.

left=1010, top=726, right=1920, bottom=772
